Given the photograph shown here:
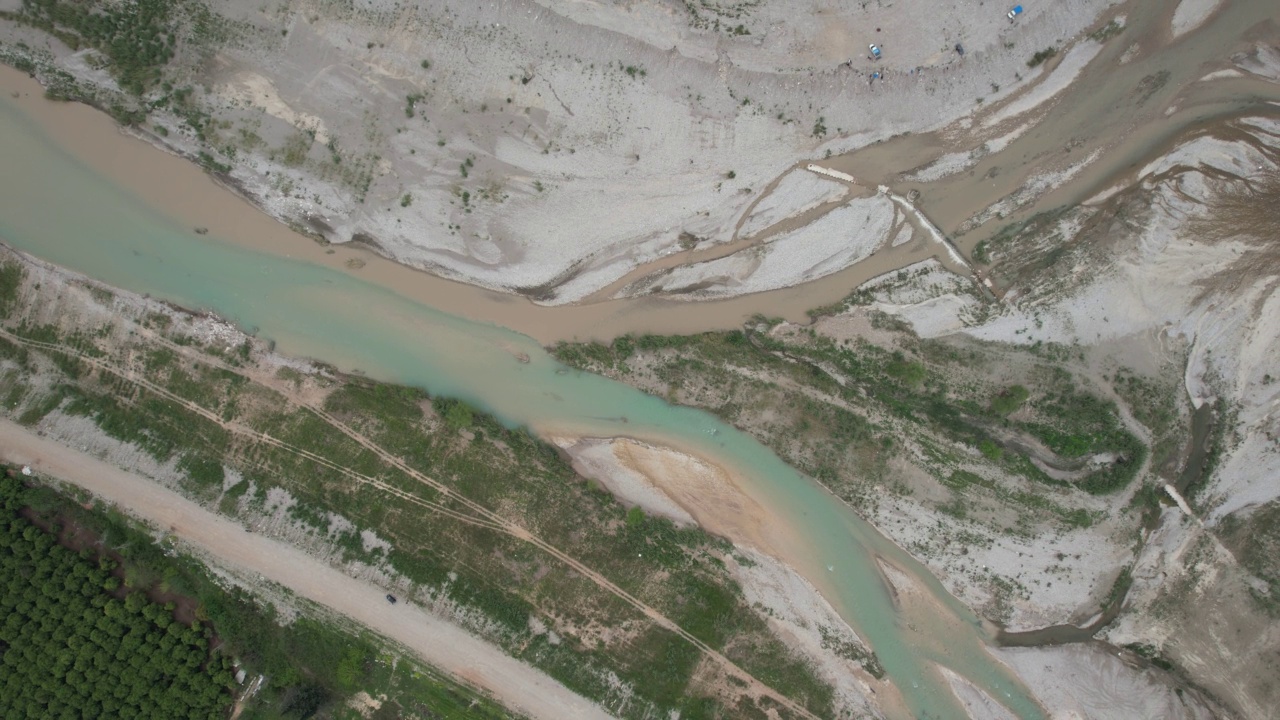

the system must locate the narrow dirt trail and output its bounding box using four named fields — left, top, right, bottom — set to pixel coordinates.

left=0, top=418, right=611, bottom=720
left=0, top=327, right=821, bottom=720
